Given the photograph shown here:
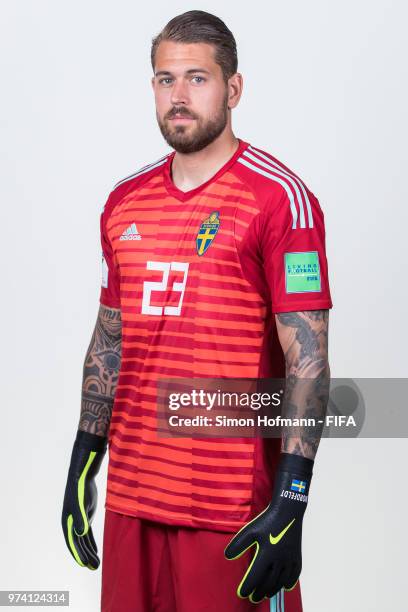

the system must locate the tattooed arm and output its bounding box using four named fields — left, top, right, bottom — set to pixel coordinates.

left=61, top=304, right=121, bottom=567
left=224, top=310, right=330, bottom=595
left=78, top=304, right=122, bottom=437
left=275, top=310, right=330, bottom=460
